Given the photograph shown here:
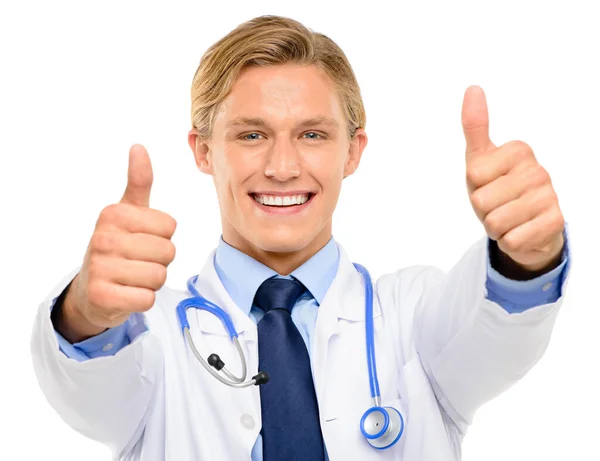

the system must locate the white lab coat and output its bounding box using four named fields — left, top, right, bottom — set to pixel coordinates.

left=30, top=236, right=569, bottom=460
